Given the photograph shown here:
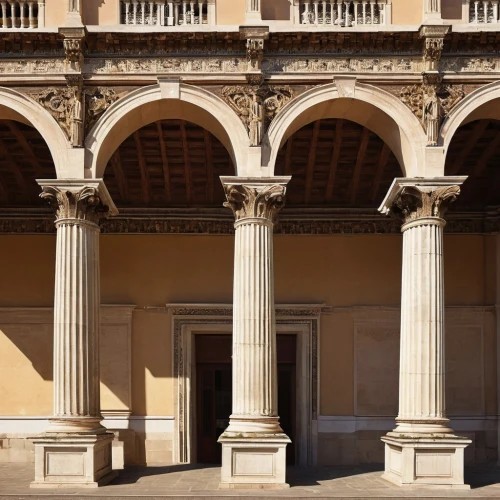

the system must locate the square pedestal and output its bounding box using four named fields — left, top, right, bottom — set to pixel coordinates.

left=381, top=433, right=471, bottom=489
left=31, top=432, right=116, bottom=488
left=219, top=436, right=290, bottom=489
